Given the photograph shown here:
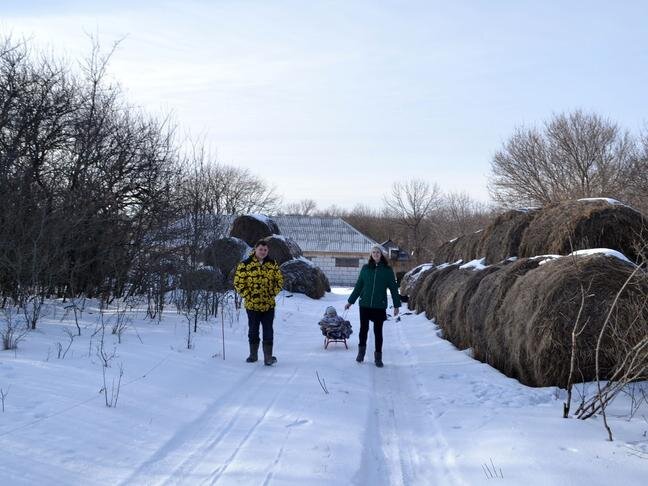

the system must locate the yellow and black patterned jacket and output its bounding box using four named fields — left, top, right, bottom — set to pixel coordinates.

left=234, top=254, right=284, bottom=312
